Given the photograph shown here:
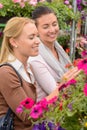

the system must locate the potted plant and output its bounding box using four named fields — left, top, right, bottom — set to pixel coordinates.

left=17, top=50, right=87, bottom=130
